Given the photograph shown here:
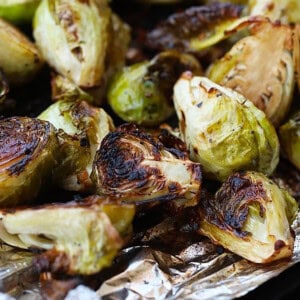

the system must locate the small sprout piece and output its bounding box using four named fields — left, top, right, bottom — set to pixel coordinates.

left=0, top=18, right=43, bottom=86
left=33, top=0, right=111, bottom=88
left=248, top=0, right=300, bottom=24
left=173, top=74, right=279, bottom=181
left=0, top=196, right=135, bottom=275
left=146, top=3, right=245, bottom=52
left=207, top=19, right=295, bottom=127
left=0, top=117, right=59, bottom=206
left=199, top=171, right=298, bottom=263
left=0, top=69, right=9, bottom=103
left=92, top=123, right=202, bottom=208
left=39, top=100, right=114, bottom=192
left=279, top=111, right=300, bottom=170
left=0, top=0, right=41, bottom=24
left=108, top=50, right=202, bottom=126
